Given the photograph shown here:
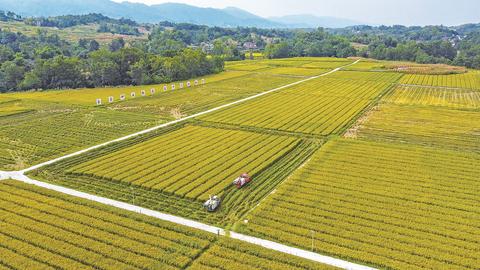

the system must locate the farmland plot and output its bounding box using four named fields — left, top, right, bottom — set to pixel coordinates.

left=0, top=180, right=336, bottom=270
left=186, top=238, right=335, bottom=270
left=261, top=67, right=331, bottom=77
left=399, top=71, right=480, bottom=89
left=199, top=77, right=392, bottom=135
left=0, top=104, right=161, bottom=170
left=385, top=85, right=480, bottom=109
left=238, top=139, right=480, bottom=270
left=67, top=125, right=299, bottom=201
left=325, top=70, right=403, bottom=83
left=357, top=104, right=480, bottom=152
